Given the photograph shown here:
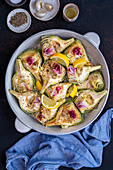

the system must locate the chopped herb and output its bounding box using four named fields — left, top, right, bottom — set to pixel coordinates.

left=9, top=12, right=28, bottom=27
